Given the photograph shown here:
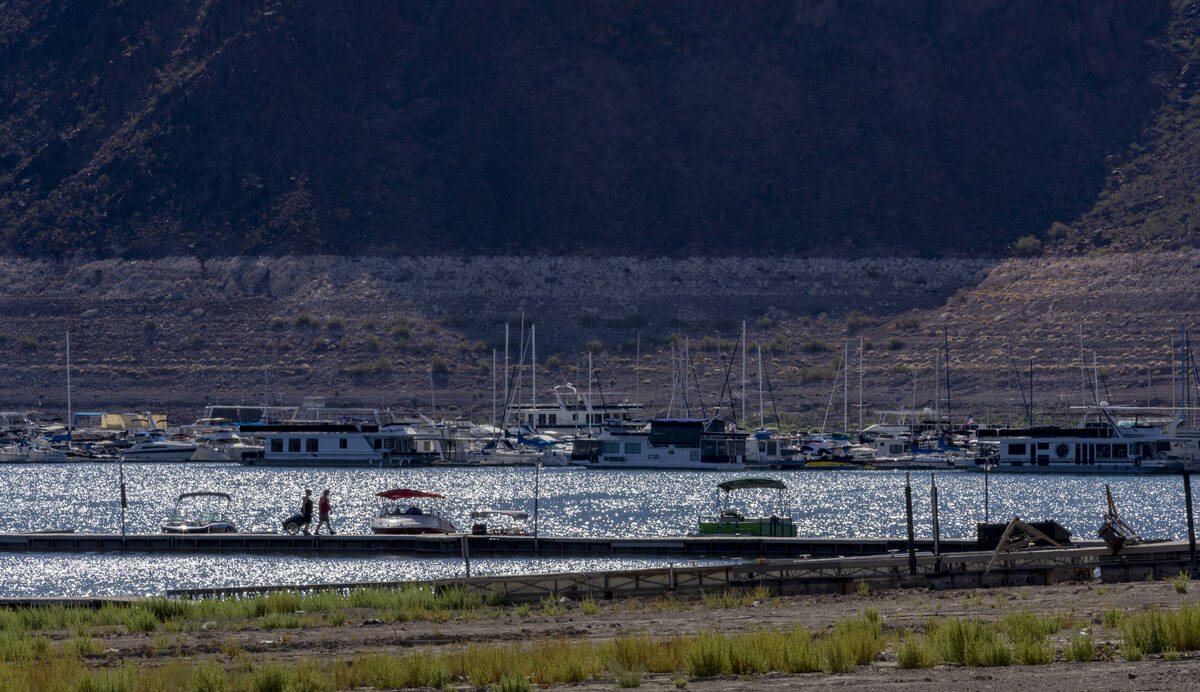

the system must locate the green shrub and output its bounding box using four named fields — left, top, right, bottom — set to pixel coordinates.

left=897, top=635, right=937, bottom=669
left=846, top=310, right=877, bottom=333
left=1120, top=641, right=1144, bottom=661
left=251, top=663, right=287, bottom=692
left=311, top=337, right=329, bottom=351
left=894, top=311, right=921, bottom=330
left=325, top=317, right=345, bottom=331
left=364, top=334, right=381, bottom=352
left=124, top=609, right=158, bottom=633
left=389, top=324, right=411, bottom=340
left=192, top=661, right=231, bottom=692
left=347, top=358, right=393, bottom=376
left=1174, top=571, right=1189, bottom=594
left=496, top=675, right=532, bottom=692
left=683, top=631, right=730, bottom=677
left=143, top=319, right=157, bottom=332
left=887, top=336, right=904, bottom=350
left=430, top=354, right=451, bottom=376
left=1013, top=235, right=1043, bottom=256
left=1063, top=629, right=1094, bottom=662
left=544, top=354, right=562, bottom=370
left=585, top=340, right=604, bottom=353
left=294, top=313, right=319, bottom=328
left=800, top=338, right=832, bottom=353
left=268, top=317, right=288, bottom=331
